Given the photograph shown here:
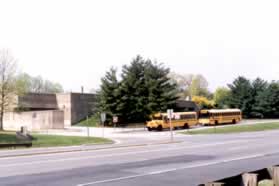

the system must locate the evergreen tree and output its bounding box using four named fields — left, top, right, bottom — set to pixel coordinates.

left=251, top=78, right=268, bottom=117
left=99, top=55, right=178, bottom=123
left=227, top=76, right=253, bottom=117
left=99, top=68, right=120, bottom=117
left=144, top=60, right=178, bottom=113
left=256, top=81, right=279, bottom=118
left=117, top=56, right=147, bottom=122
